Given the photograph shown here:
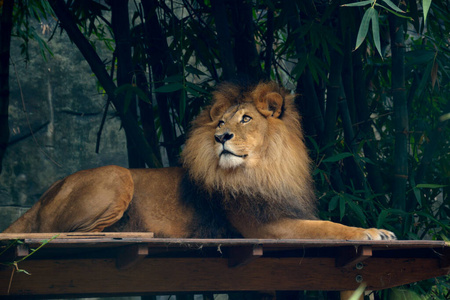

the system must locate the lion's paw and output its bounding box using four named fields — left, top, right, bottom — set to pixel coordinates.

left=362, top=228, right=397, bottom=240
